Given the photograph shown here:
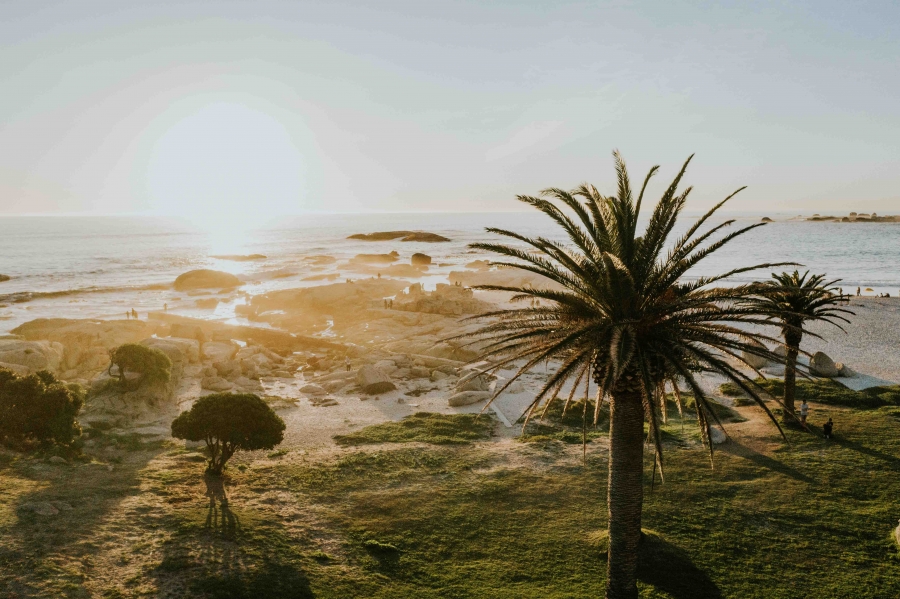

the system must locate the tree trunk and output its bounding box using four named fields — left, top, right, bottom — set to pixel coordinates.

left=606, top=389, right=645, bottom=599
left=782, top=330, right=802, bottom=422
